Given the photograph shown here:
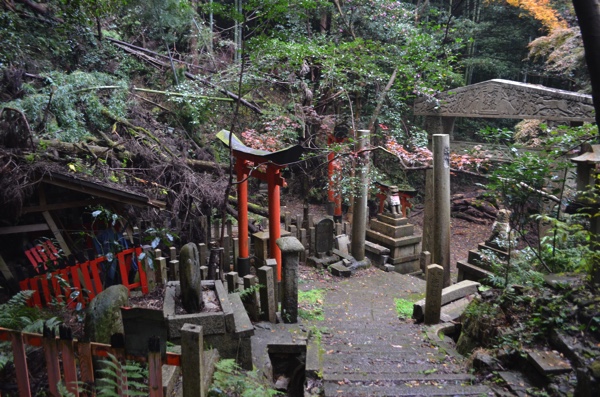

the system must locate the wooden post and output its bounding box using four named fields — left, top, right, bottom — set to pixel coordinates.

left=77, top=340, right=95, bottom=390
left=351, top=129, right=370, bottom=262
left=111, top=334, right=129, bottom=396
left=148, top=336, right=163, bottom=397
left=59, top=325, right=79, bottom=396
left=181, top=324, right=204, bottom=397
left=433, top=134, right=451, bottom=287
left=11, top=330, right=32, bottom=397
left=43, top=325, right=60, bottom=397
